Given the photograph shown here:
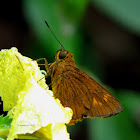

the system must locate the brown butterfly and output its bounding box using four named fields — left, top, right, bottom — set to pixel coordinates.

left=38, top=21, right=123, bottom=124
